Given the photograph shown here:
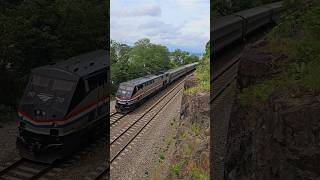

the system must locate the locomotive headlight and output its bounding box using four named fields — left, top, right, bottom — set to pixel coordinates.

left=35, top=110, right=41, bottom=115
left=41, top=111, right=46, bottom=116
